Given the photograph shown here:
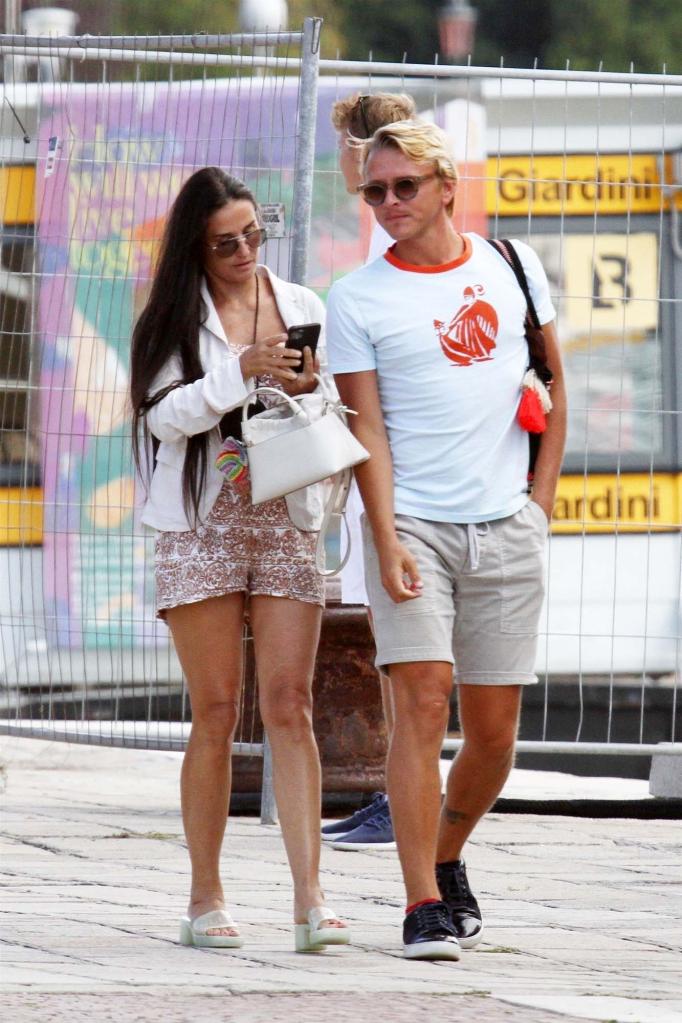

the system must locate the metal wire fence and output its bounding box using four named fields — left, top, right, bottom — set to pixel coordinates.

left=0, top=24, right=319, bottom=819
left=0, top=22, right=681, bottom=775
left=308, top=58, right=682, bottom=758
